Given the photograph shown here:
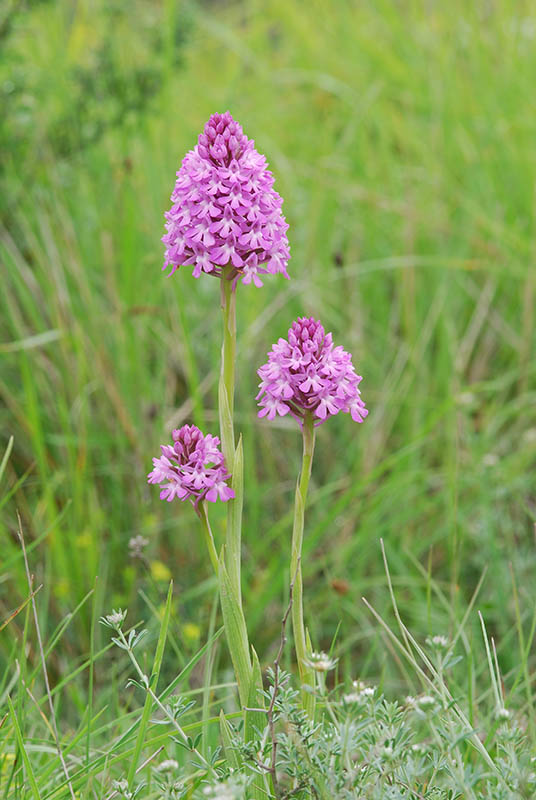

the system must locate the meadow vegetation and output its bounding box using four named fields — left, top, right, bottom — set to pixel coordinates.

left=1, top=1, right=535, bottom=796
